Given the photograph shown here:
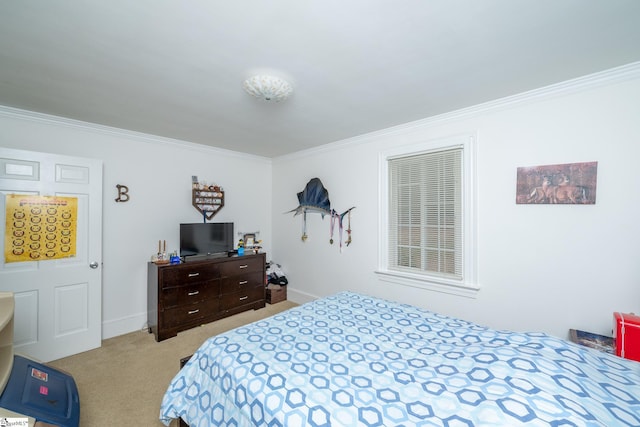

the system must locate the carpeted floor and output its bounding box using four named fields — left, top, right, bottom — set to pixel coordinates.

left=48, top=301, right=298, bottom=426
